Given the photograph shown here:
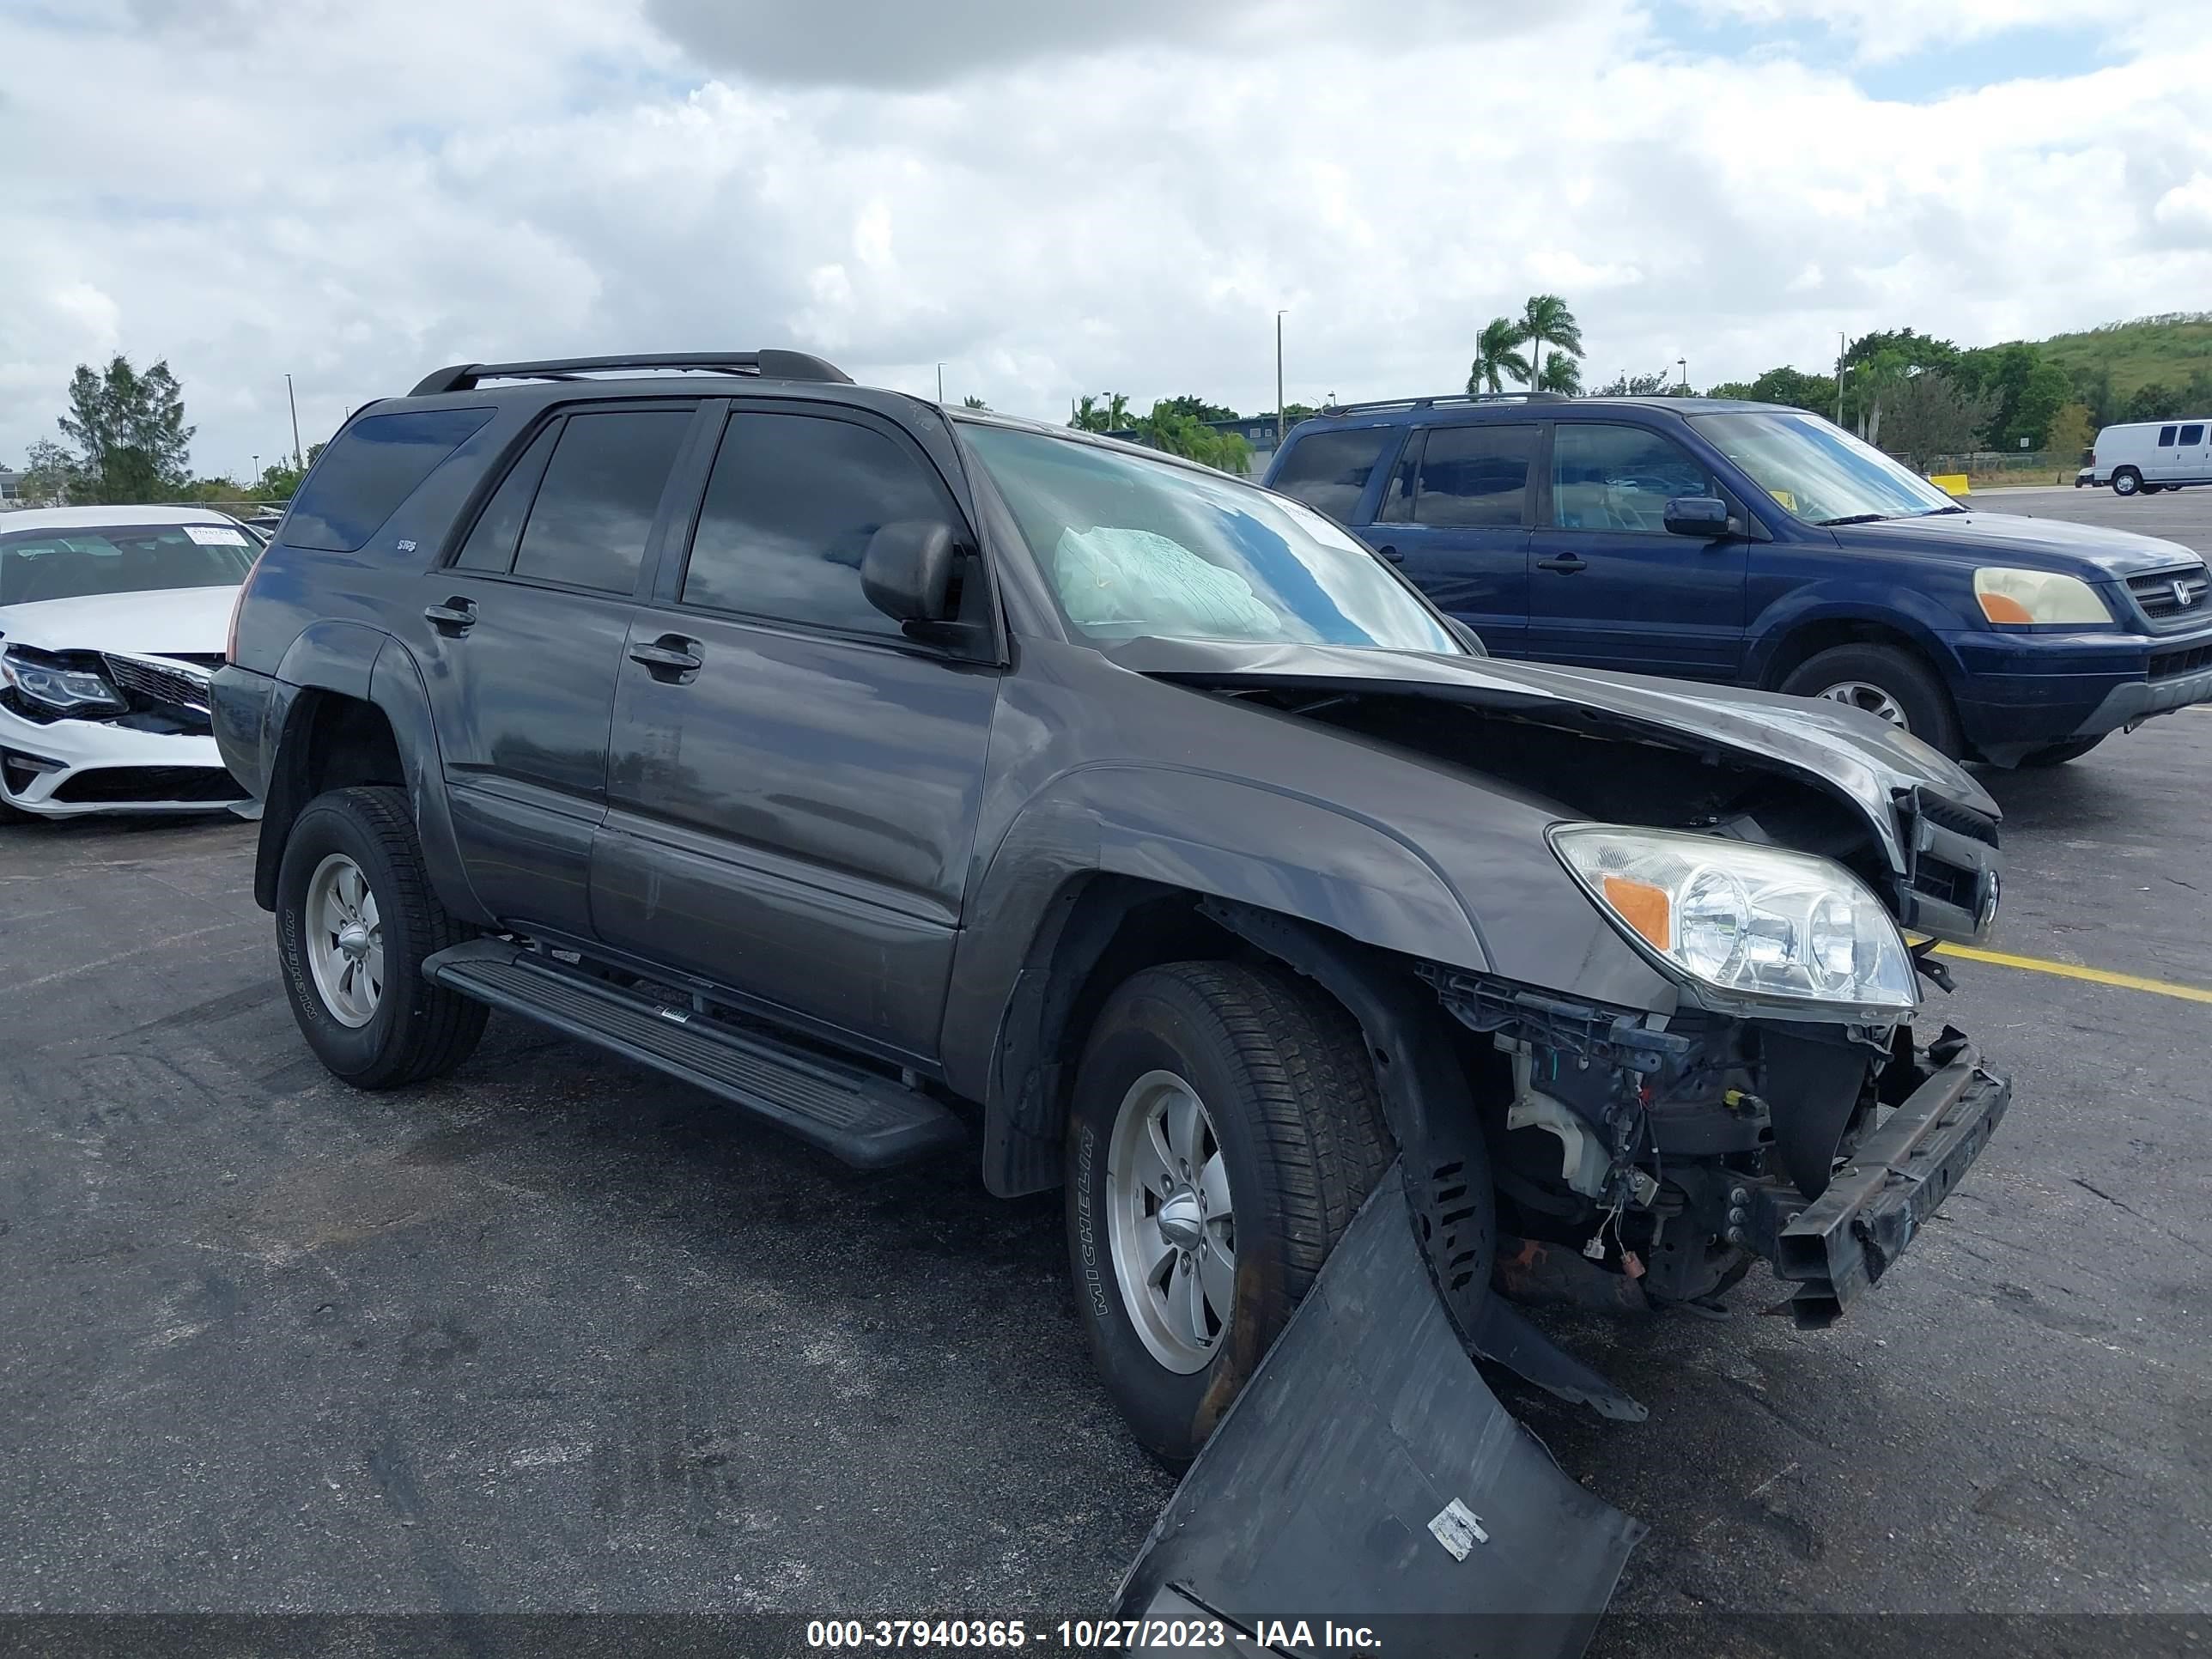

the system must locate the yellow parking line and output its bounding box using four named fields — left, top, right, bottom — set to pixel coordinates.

left=1931, top=942, right=2212, bottom=1004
